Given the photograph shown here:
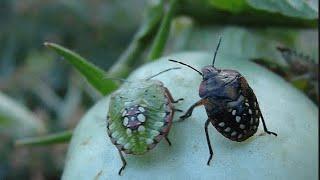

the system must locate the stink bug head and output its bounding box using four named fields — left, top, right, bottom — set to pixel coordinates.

left=199, top=68, right=240, bottom=99
left=201, top=66, right=219, bottom=81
